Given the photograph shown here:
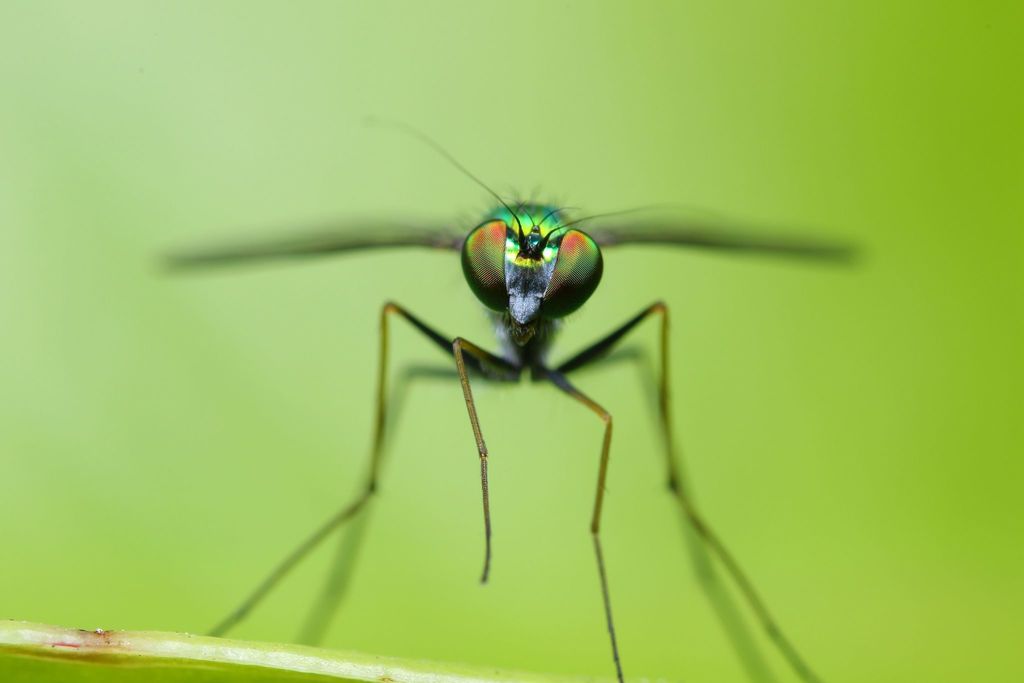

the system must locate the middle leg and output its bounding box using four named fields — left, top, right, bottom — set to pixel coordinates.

left=557, top=302, right=822, bottom=682
left=208, top=302, right=515, bottom=636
